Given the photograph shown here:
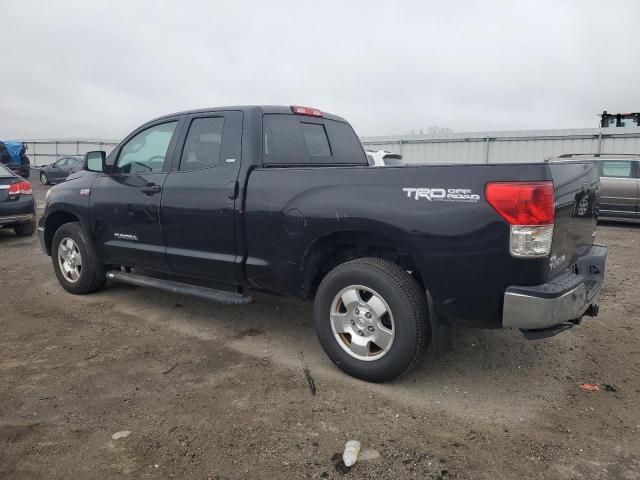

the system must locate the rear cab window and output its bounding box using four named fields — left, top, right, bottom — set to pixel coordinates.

left=263, top=114, right=367, bottom=166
